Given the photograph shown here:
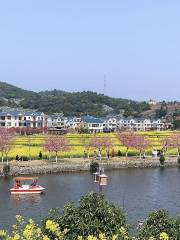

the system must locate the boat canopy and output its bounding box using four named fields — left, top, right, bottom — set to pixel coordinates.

left=14, top=177, right=38, bottom=181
